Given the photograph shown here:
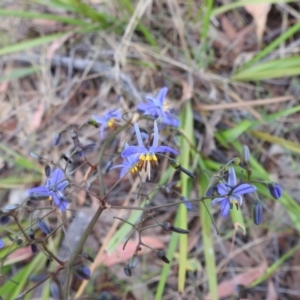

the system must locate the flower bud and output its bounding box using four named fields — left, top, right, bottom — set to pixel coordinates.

left=253, top=202, right=262, bottom=225
left=180, top=196, right=192, bottom=210
left=53, top=133, right=61, bottom=146
left=128, top=256, right=139, bottom=269
left=242, top=145, right=250, bottom=165
left=124, top=265, right=132, bottom=277
left=0, top=238, right=4, bottom=249
left=31, top=244, right=37, bottom=254
left=0, top=215, right=10, bottom=225
left=156, top=250, right=170, bottom=264
left=45, top=165, right=51, bottom=177
left=268, top=183, right=282, bottom=199
left=75, top=265, right=91, bottom=280
left=30, top=152, right=41, bottom=160
left=161, top=222, right=189, bottom=234
left=3, top=204, right=18, bottom=213
left=206, top=187, right=215, bottom=197
left=61, top=154, right=73, bottom=164
left=37, top=218, right=51, bottom=235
